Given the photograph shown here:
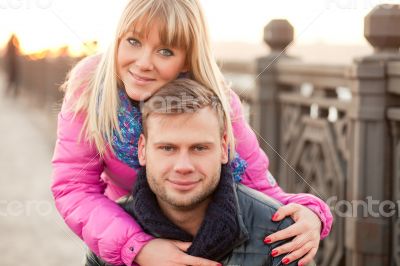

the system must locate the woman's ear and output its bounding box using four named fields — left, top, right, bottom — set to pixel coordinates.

left=138, top=134, right=146, bottom=166
left=221, top=132, right=229, bottom=164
